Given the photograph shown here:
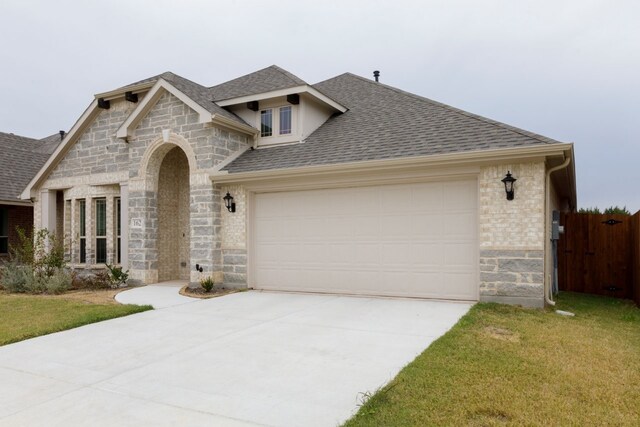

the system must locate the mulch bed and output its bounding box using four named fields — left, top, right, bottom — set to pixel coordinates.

left=179, top=285, right=240, bottom=299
